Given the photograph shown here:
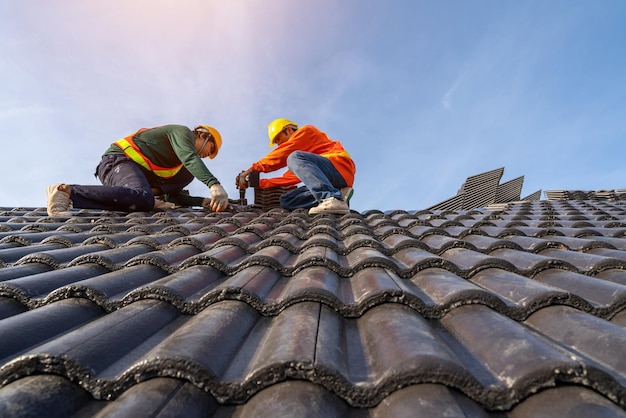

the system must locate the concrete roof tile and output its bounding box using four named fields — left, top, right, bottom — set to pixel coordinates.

left=2, top=200, right=626, bottom=414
